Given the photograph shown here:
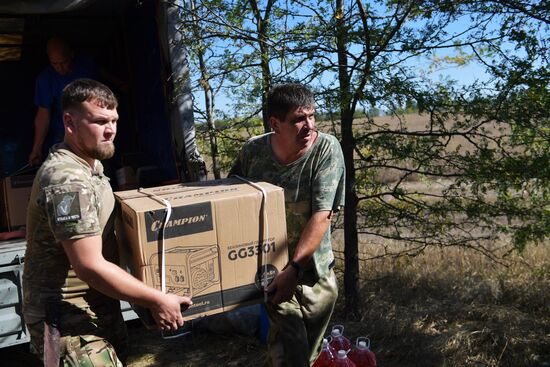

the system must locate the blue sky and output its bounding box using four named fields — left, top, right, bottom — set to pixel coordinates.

left=188, top=3, right=542, bottom=119
left=192, top=50, right=493, bottom=119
